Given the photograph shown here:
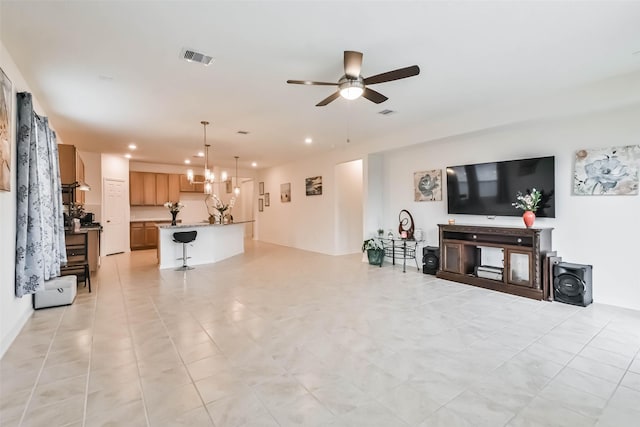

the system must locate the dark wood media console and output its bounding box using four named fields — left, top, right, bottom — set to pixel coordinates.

left=437, top=224, right=553, bottom=300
